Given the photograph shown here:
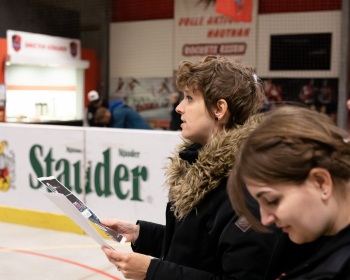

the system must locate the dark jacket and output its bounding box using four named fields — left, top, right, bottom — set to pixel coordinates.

left=109, top=100, right=151, bottom=129
left=87, top=99, right=109, bottom=127
left=274, top=224, right=350, bottom=280
left=132, top=114, right=279, bottom=279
